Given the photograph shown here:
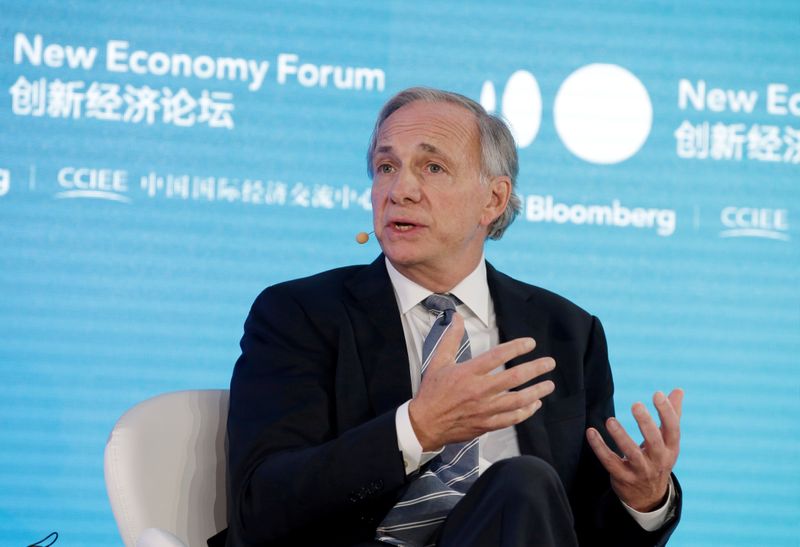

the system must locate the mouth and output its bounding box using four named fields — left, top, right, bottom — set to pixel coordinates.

left=392, top=221, right=416, bottom=231
left=385, top=218, right=424, bottom=234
